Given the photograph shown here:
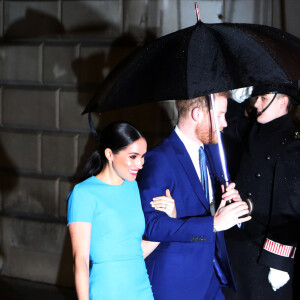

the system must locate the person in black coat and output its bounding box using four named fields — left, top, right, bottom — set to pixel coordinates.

left=223, top=82, right=300, bottom=300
